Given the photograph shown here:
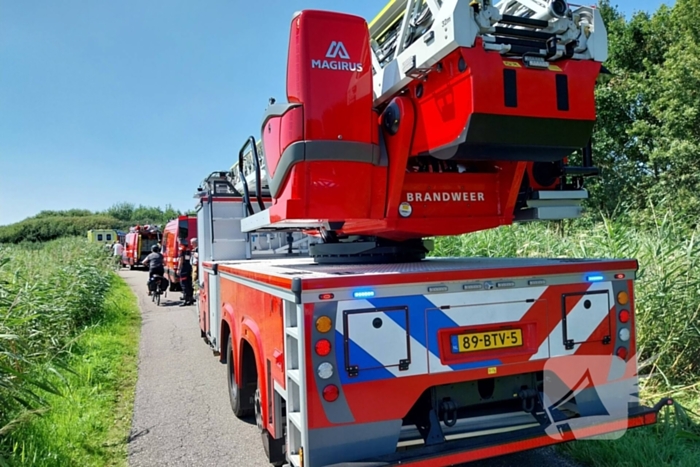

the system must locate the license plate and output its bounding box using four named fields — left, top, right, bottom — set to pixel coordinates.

left=451, top=329, right=523, bottom=353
